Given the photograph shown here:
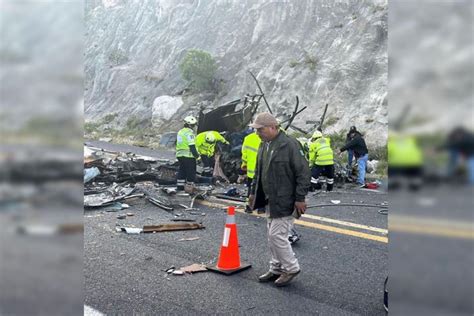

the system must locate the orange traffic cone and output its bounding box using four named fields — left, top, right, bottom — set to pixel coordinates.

left=207, top=206, right=251, bottom=275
